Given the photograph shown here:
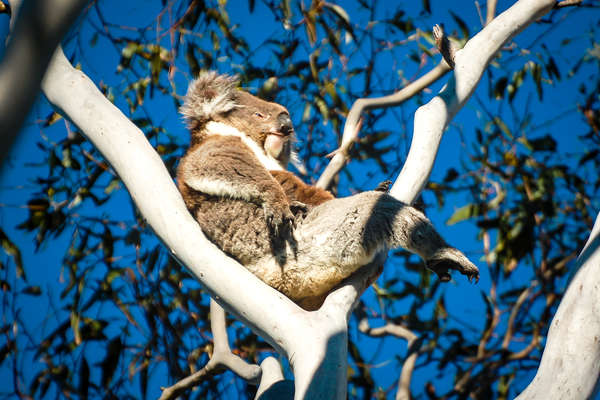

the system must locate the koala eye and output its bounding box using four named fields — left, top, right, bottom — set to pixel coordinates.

left=254, top=111, right=266, bottom=119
